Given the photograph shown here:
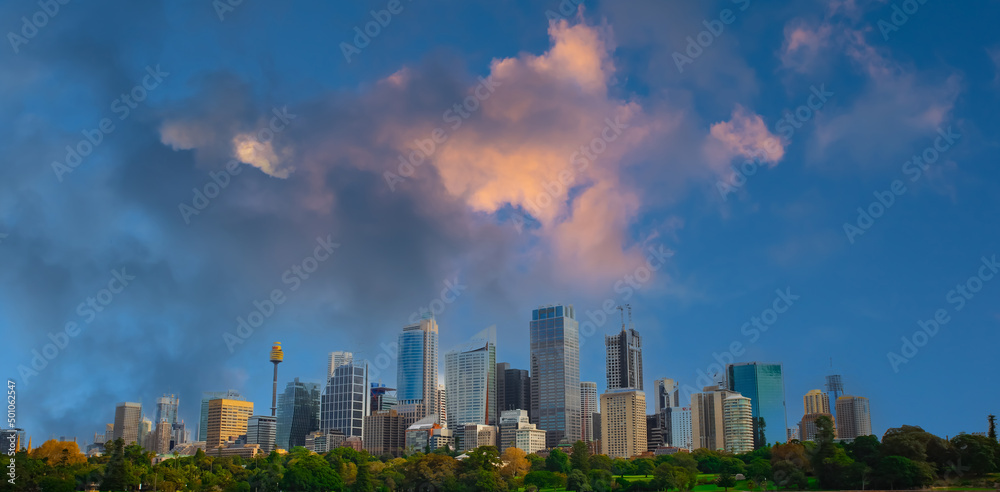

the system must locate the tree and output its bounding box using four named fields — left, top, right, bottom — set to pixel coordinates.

left=524, top=470, right=564, bottom=490
left=282, top=453, right=343, bottom=491
left=810, top=415, right=836, bottom=472
left=756, top=417, right=767, bottom=449
left=102, top=438, right=141, bottom=491
left=747, top=457, right=771, bottom=482
left=588, top=469, right=613, bottom=492
left=570, top=441, right=590, bottom=474
left=500, top=447, right=530, bottom=478
left=353, top=455, right=374, bottom=492
left=881, top=425, right=934, bottom=462
left=635, top=458, right=655, bottom=477
left=845, top=434, right=881, bottom=467
left=611, top=457, right=634, bottom=477
left=545, top=449, right=571, bottom=474
left=566, top=469, right=592, bottom=491
left=715, top=472, right=737, bottom=491
left=588, top=453, right=612, bottom=472
left=872, top=455, right=932, bottom=489
left=526, top=453, right=546, bottom=472
left=952, top=433, right=999, bottom=476
left=29, top=440, right=87, bottom=466
left=653, top=463, right=695, bottom=491
left=989, top=414, right=997, bottom=443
